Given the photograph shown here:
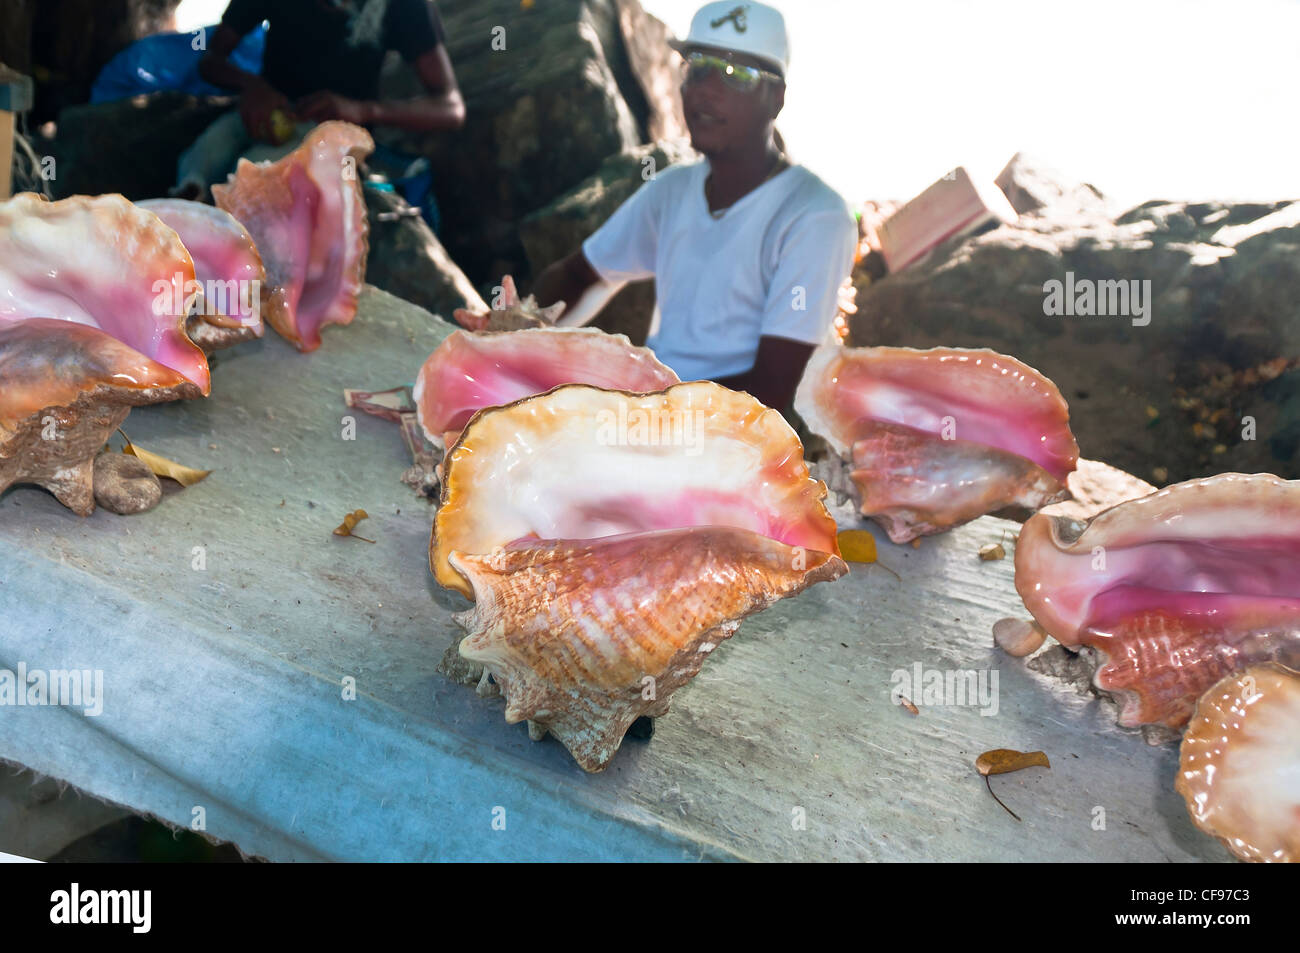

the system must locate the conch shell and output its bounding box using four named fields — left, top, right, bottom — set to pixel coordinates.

left=212, top=121, right=373, bottom=351
left=431, top=382, right=846, bottom=771
left=795, top=345, right=1078, bottom=542
left=1177, top=663, right=1300, bottom=862
left=1015, top=473, right=1300, bottom=729
left=138, top=198, right=266, bottom=352
left=414, top=326, right=679, bottom=448
left=0, top=194, right=210, bottom=513
left=452, top=275, right=564, bottom=332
